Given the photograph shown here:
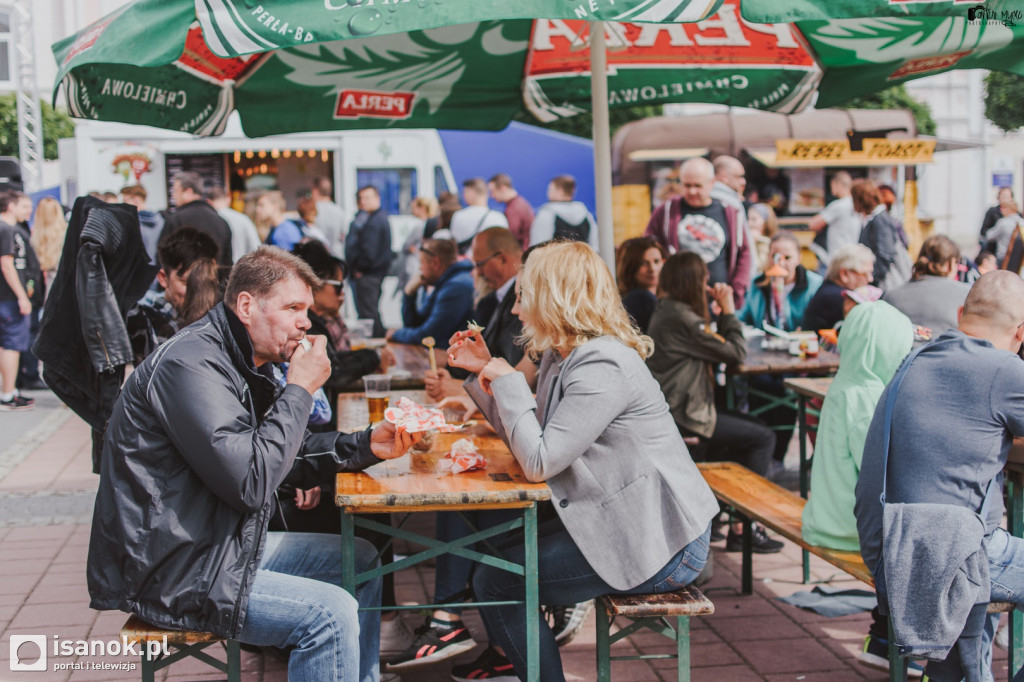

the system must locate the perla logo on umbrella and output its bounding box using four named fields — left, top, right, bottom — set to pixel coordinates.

left=335, top=89, right=415, bottom=119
